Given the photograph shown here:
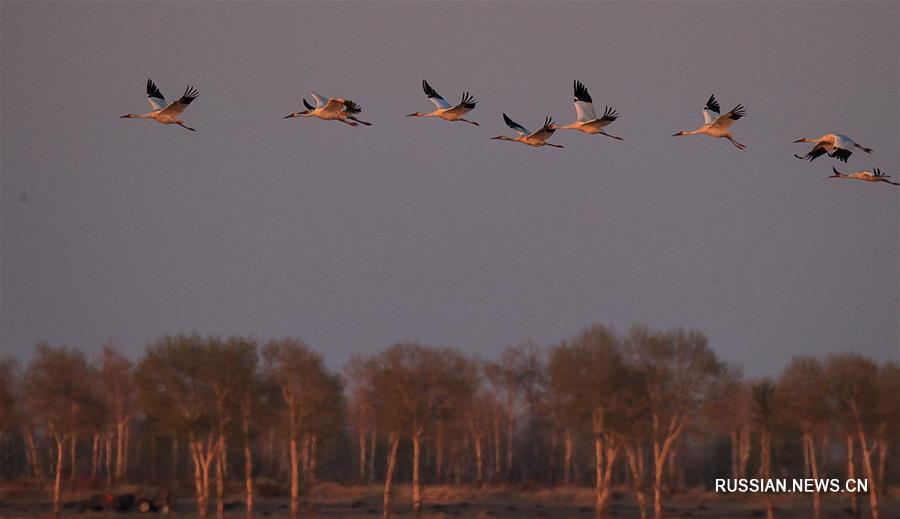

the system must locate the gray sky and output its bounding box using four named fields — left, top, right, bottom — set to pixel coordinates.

left=2, top=1, right=898, bottom=376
